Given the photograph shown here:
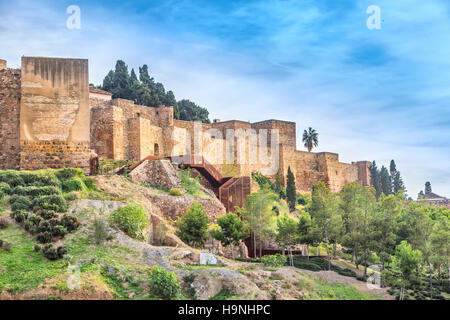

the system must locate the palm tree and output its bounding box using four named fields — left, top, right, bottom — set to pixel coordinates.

left=302, top=127, right=319, bottom=152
